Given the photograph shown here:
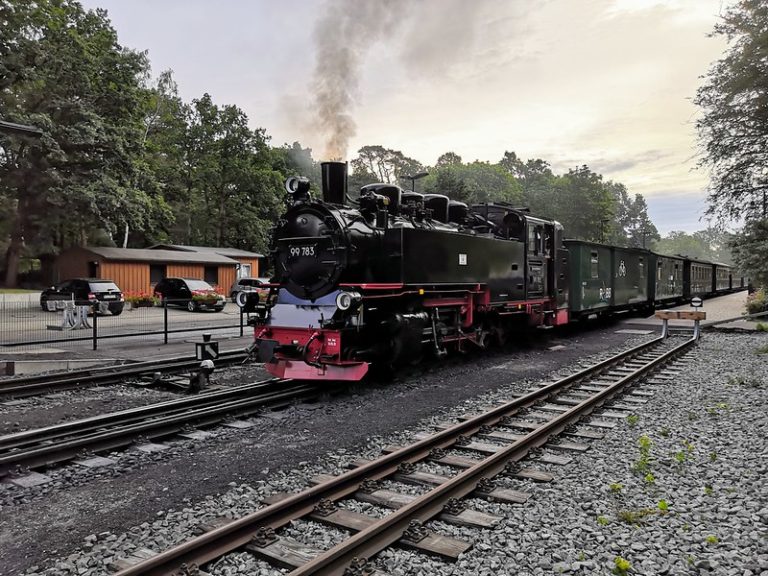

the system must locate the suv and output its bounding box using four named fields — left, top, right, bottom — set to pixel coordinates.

left=229, top=277, right=271, bottom=303
left=40, top=279, right=124, bottom=315
left=153, top=278, right=225, bottom=312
